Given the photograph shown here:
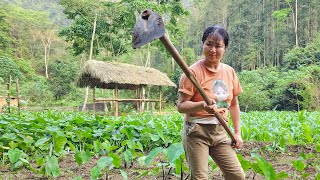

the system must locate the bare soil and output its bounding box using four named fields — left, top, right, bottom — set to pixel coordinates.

left=0, top=142, right=318, bottom=180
